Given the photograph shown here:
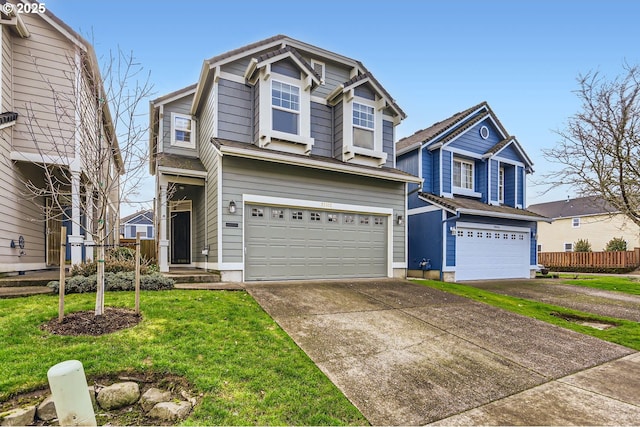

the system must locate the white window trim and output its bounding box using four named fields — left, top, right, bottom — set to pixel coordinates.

left=498, top=166, right=505, bottom=203
left=342, top=93, right=387, bottom=167
left=170, top=112, right=196, bottom=149
left=453, top=158, right=479, bottom=197
left=564, top=242, right=574, bottom=252
left=572, top=217, right=580, bottom=228
left=258, top=69, right=313, bottom=154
